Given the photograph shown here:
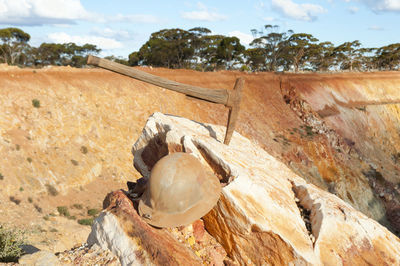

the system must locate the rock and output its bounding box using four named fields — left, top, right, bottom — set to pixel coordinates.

left=192, top=220, right=206, bottom=243
left=87, top=190, right=202, bottom=265
left=130, top=112, right=400, bottom=265
left=292, top=180, right=400, bottom=265
left=19, top=250, right=59, bottom=266
left=56, top=243, right=119, bottom=265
